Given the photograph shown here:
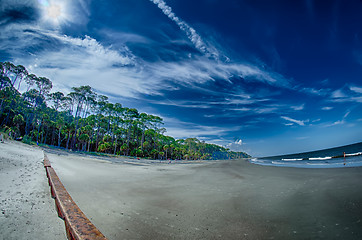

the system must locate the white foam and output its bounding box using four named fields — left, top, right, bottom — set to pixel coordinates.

left=272, top=161, right=284, bottom=165
left=250, top=159, right=268, bottom=164
left=309, top=157, right=332, bottom=160
left=282, top=158, right=303, bottom=161
left=346, top=152, right=362, bottom=157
